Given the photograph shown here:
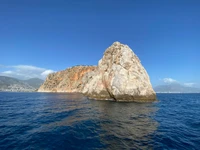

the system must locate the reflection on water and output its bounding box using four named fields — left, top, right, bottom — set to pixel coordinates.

left=96, top=101, right=158, bottom=149
left=1, top=93, right=199, bottom=149
left=0, top=92, right=159, bottom=150
left=37, top=93, right=159, bottom=149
